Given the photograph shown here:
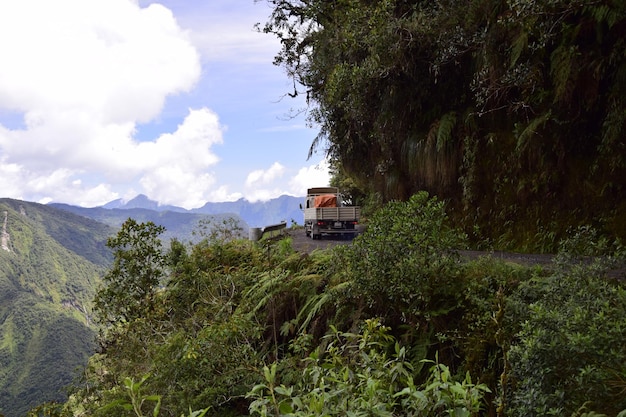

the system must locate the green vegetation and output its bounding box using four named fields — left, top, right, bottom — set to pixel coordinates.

left=30, top=192, right=625, bottom=417
left=94, top=219, right=167, bottom=325
left=0, top=199, right=113, bottom=417
left=261, top=0, right=626, bottom=251
left=247, top=321, right=491, bottom=417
